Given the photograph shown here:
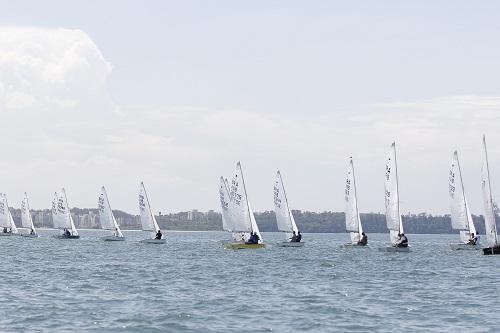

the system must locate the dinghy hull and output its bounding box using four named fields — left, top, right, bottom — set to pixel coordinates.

left=380, top=246, right=410, bottom=253
left=140, top=238, right=166, bottom=244
left=224, top=242, right=266, bottom=250
left=343, top=243, right=368, bottom=248
left=276, top=241, right=304, bottom=247
left=21, top=234, right=39, bottom=238
left=102, top=236, right=125, bottom=241
left=449, top=243, right=480, bottom=251
left=53, top=235, right=80, bottom=239
left=483, top=246, right=500, bottom=255
left=0, top=233, right=13, bottom=236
